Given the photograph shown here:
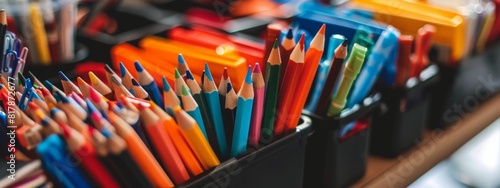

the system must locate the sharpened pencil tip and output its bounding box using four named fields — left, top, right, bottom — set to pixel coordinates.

left=204, top=63, right=214, bottom=81
left=28, top=102, right=38, bottom=110
left=245, top=66, right=252, bottom=84
left=223, top=67, right=228, bottom=80
left=55, top=91, right=68, bottom=103
left=226, top=82, right=232, bottom=93
left=58, top=71, right=70, bottom=81
left=273, top=39, right=279, bottom=48
left=131, top=78, right=139, bottom=86
left=319, top=24, right=326, bottom=35
left=174, top=106, right=182, bottom=113
left=286, top=28, right=293, bottom=39
left=105, top=64, right=114, bottom=74
left=299, top=34, right=305, bottom=51
left=86, top=98, right=98, bottom=113
left=88, top=72, right=99, bottom=85
left=174, top=69, right=181, bottom=79
left=134, top=61, right=144, bottom=72
left=178, top=54, right=186, bottom=64
left=181, top=85, right=189, bottom=96
left=253, top=63, right=261, bottom=73
left=162, top=76, right=171, bottom=91
left=89, top=88, right=102, bottom=103
left=101, top=127, right=112, bottom=138
left=186, top=70, right=194, bottom=80
left=342, top=38, right=348, bottom=47
left=119, top=62, right=126, bottom=78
